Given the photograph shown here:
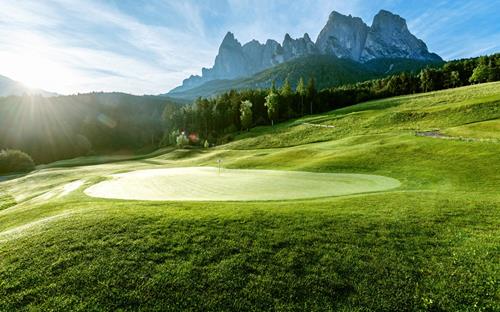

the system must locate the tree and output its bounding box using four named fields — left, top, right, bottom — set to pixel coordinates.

left=448, top=71, right=461, bottom=88
left=176, top=132, right=189, bottom=148
left=419, top=68, right=443, bottom=92
left=279, top=78, right=294, bottom=118
left=296, top=77, right=306, bottom=116
left=270, top=80, right=277, bottom=93
left=195, top=97, right=213, bottom=139
left=240, top=100, right=253, bottom=131
left=306, top=78, right=316, bottom=115
left=162, top=103, right=177, bottom=124
left=0, top=149, right=35, bottom=174
left=280, top=78, right=293, bottom=97
left=265, top=90, right=279, bottom=126
left=469, top=64, right=490, bottom=84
